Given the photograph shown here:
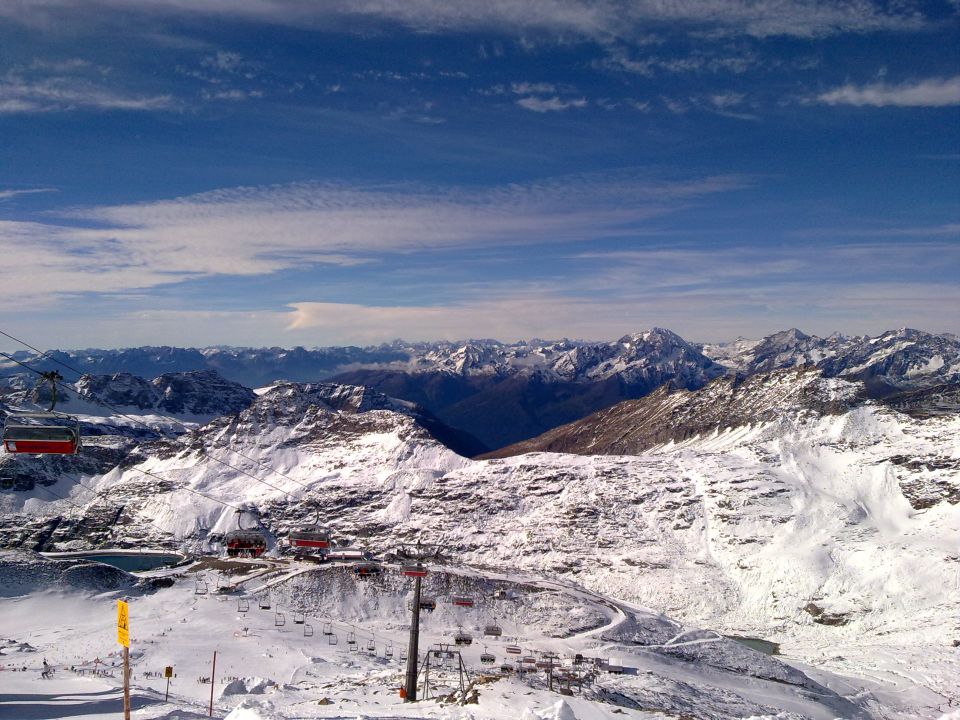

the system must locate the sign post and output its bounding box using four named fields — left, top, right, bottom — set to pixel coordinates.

left=164, top=665, right=173, bottom=702
left=117, top=599, right=131, bottom=720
